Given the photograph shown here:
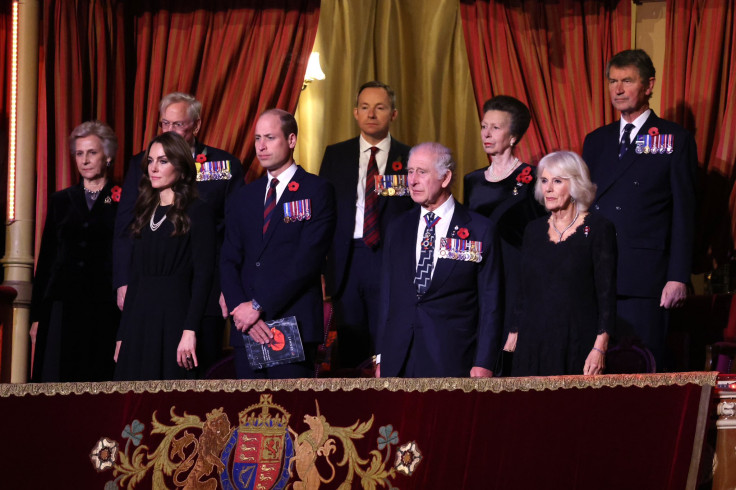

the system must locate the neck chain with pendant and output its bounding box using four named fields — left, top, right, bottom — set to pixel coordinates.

left=551, top=205, right=579, bottom=243
left=150, top=203, right=168, bottom=231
